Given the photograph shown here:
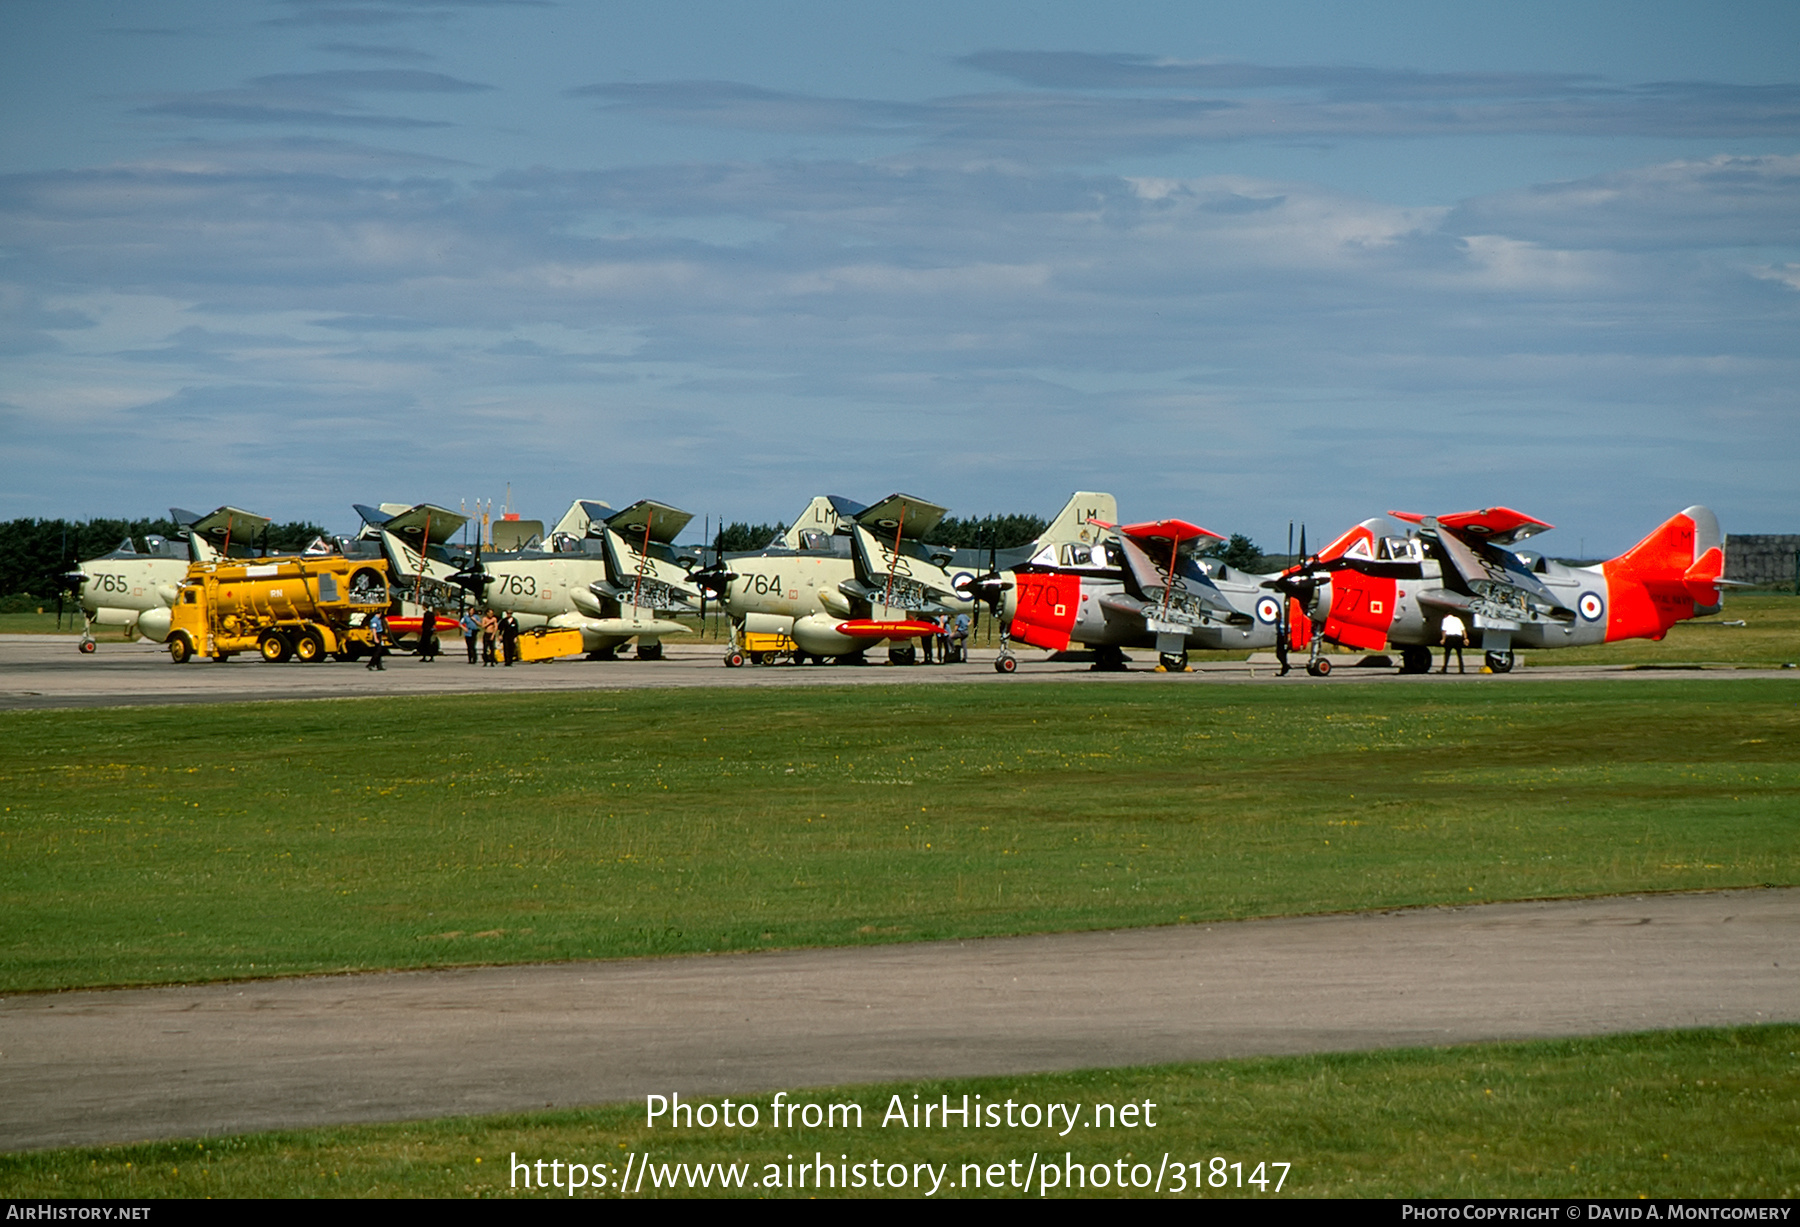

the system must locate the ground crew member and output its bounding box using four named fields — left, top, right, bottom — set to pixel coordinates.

left=1441, top=612, right=1467, bottom=674
left=365, top=610, right=389, bottom=671
left=419, top=608, right=437, bottom=661
left=951, top=612, right=970, bottom=663
left=461, top=609, right=480, bottom=663
left=481, top=609, right=498, bottom=666
left=500, top=611, right=520, bottom=666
